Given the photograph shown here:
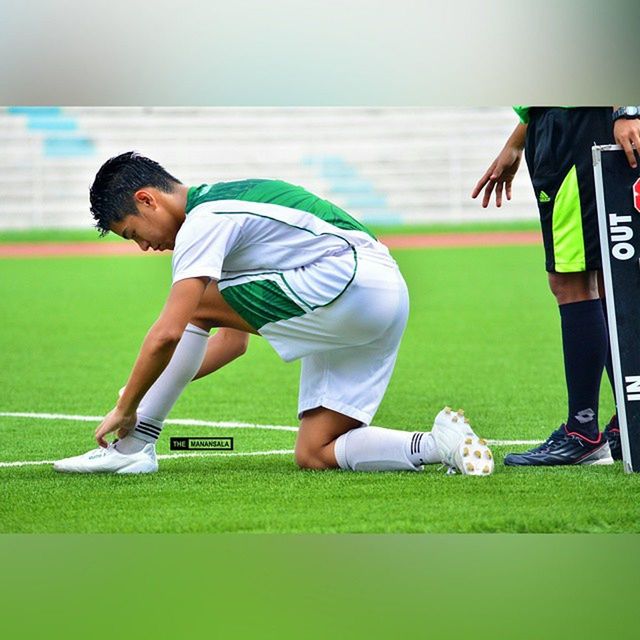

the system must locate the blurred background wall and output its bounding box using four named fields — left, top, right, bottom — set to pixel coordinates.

left=0, top=107, right=537, bottom=230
